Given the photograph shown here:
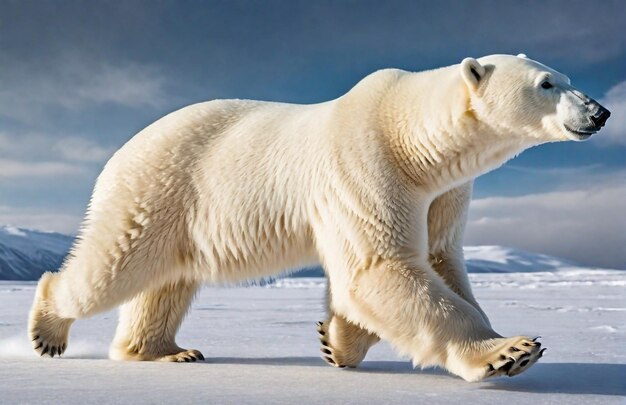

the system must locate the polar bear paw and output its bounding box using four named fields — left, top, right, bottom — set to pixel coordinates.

left=159, top=349, right=205, bottom=363
left=316, top=319, right=378, bottom=368
left=28, top=272, right=74, bottom=358
left=109, top=342, right=205, bottom=362
left=478, top=336, right=545, bottom=380
left=29, top=304, right=73, bottom=358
